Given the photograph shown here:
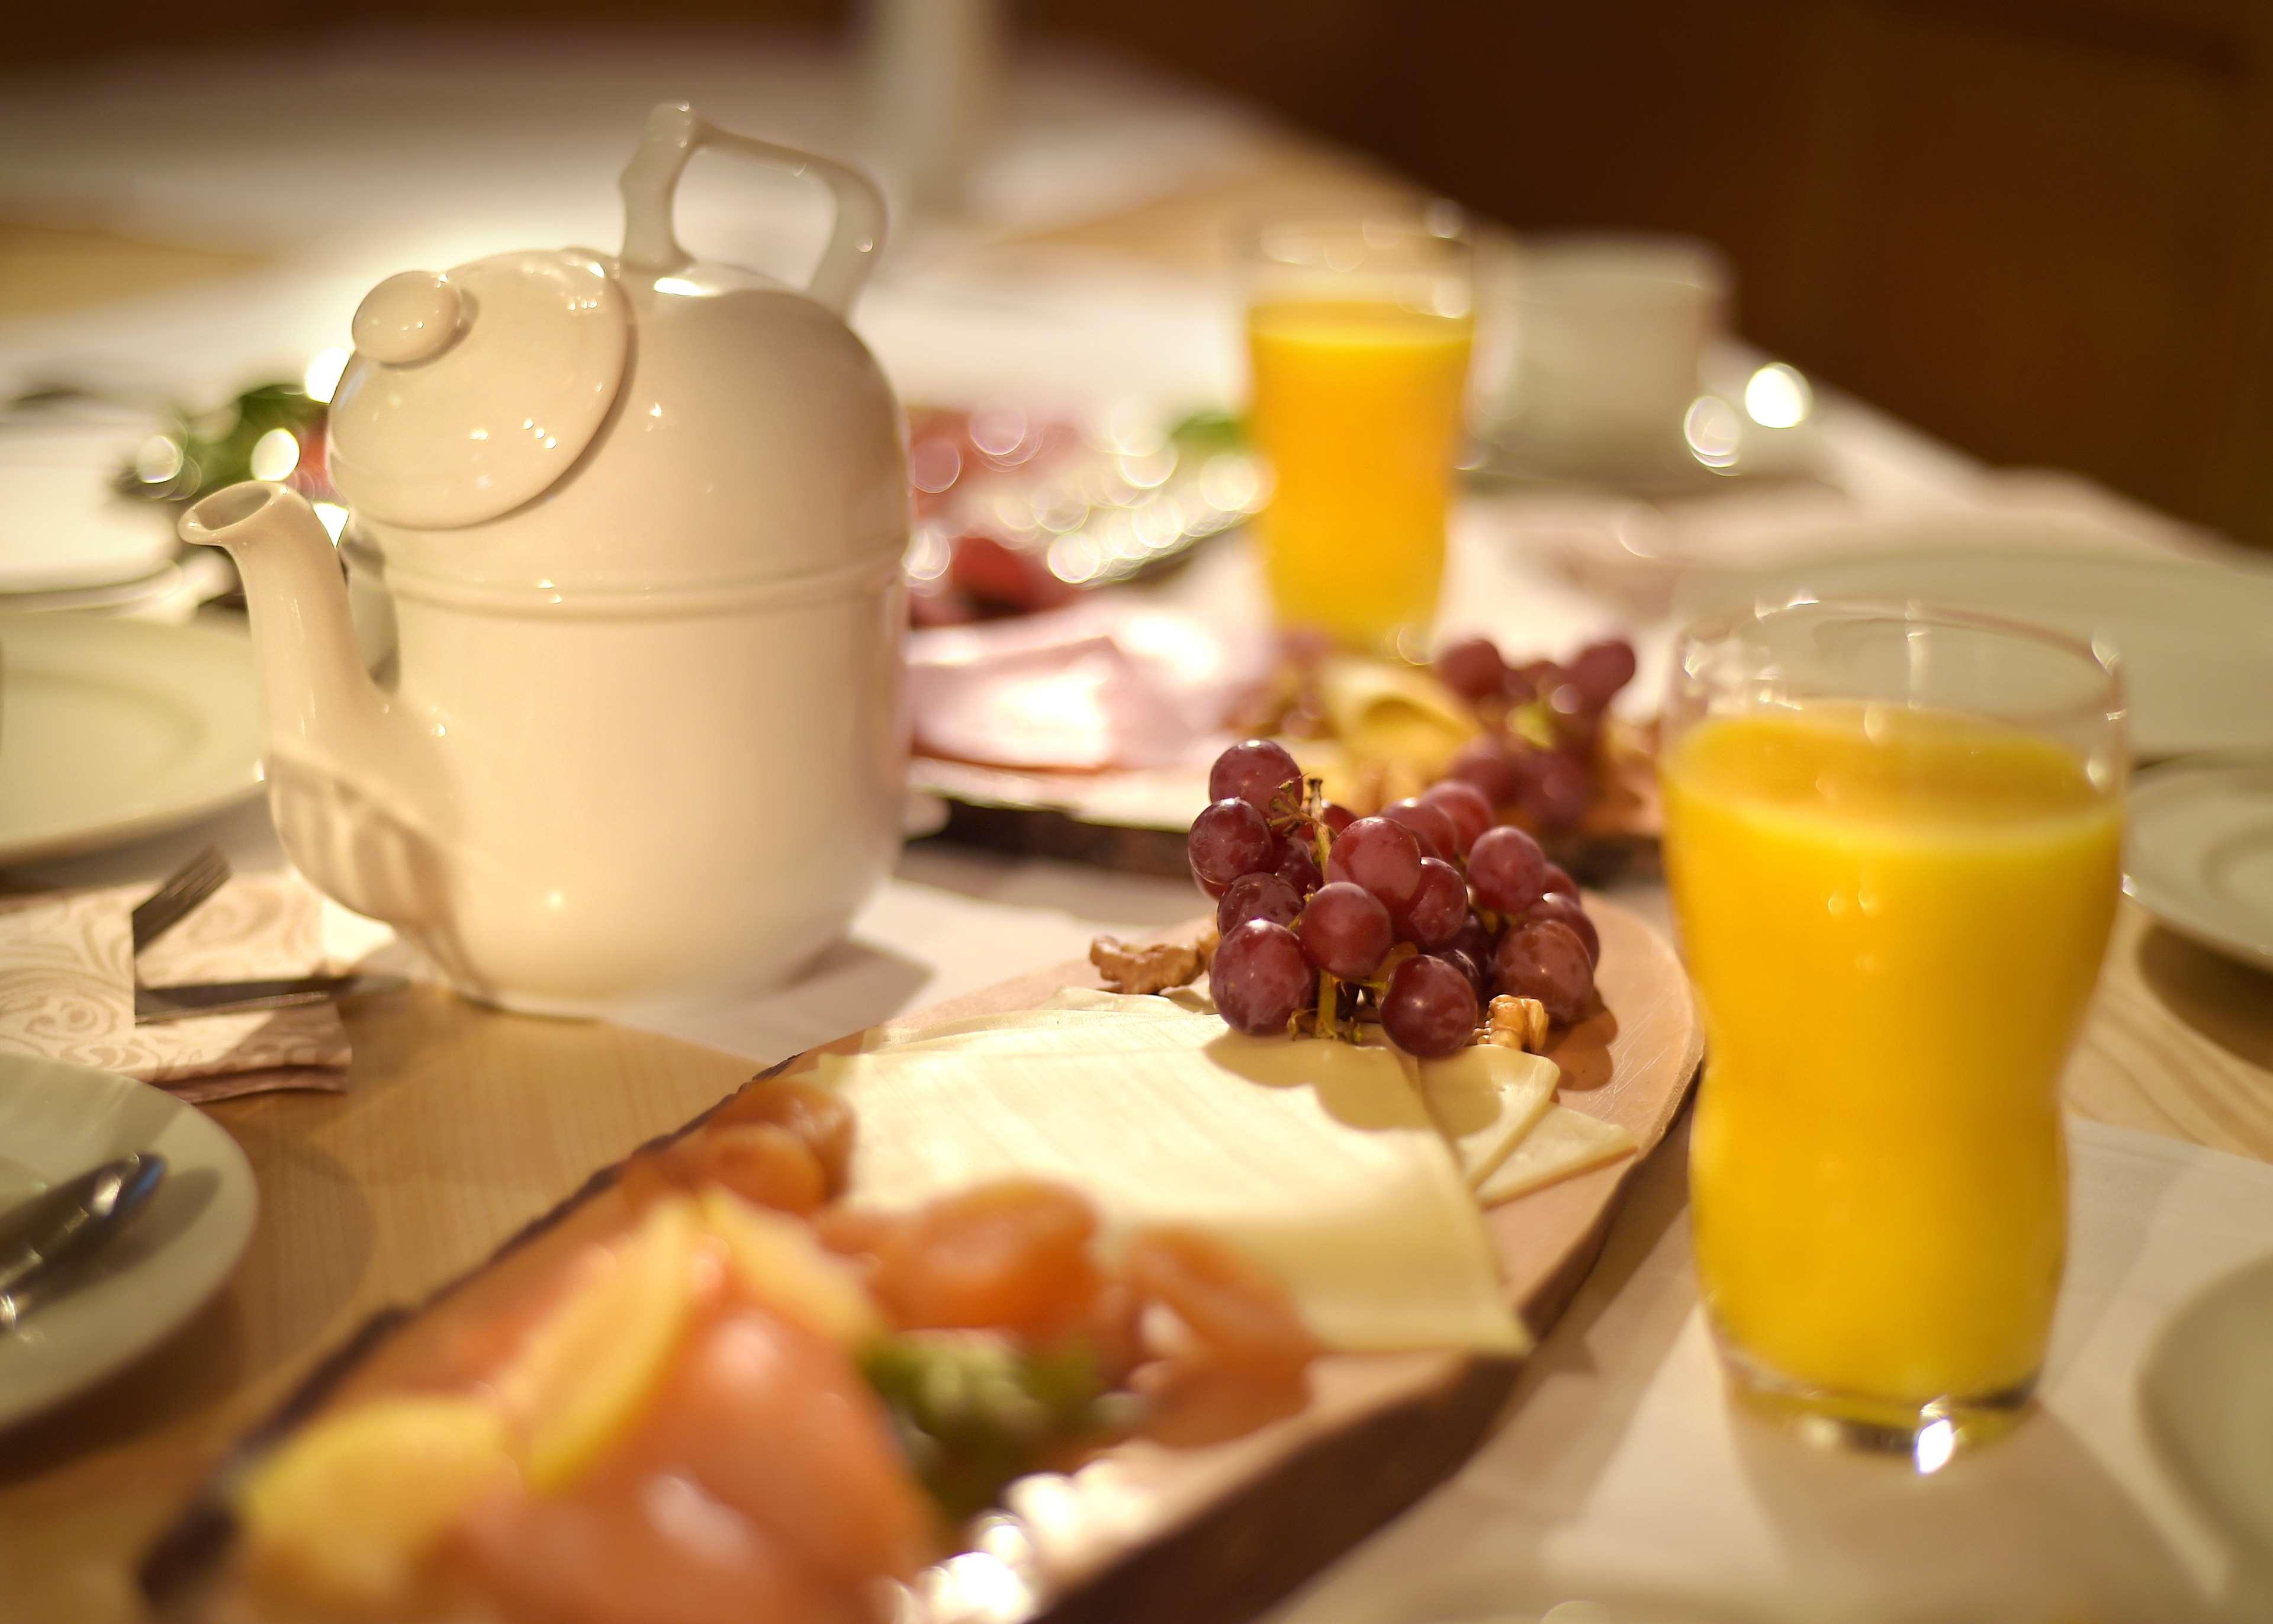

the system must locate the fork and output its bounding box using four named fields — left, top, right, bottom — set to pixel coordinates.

left=130, top=847, right=232, bottom=956
left=126, top=848, right=404, bottom=1023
